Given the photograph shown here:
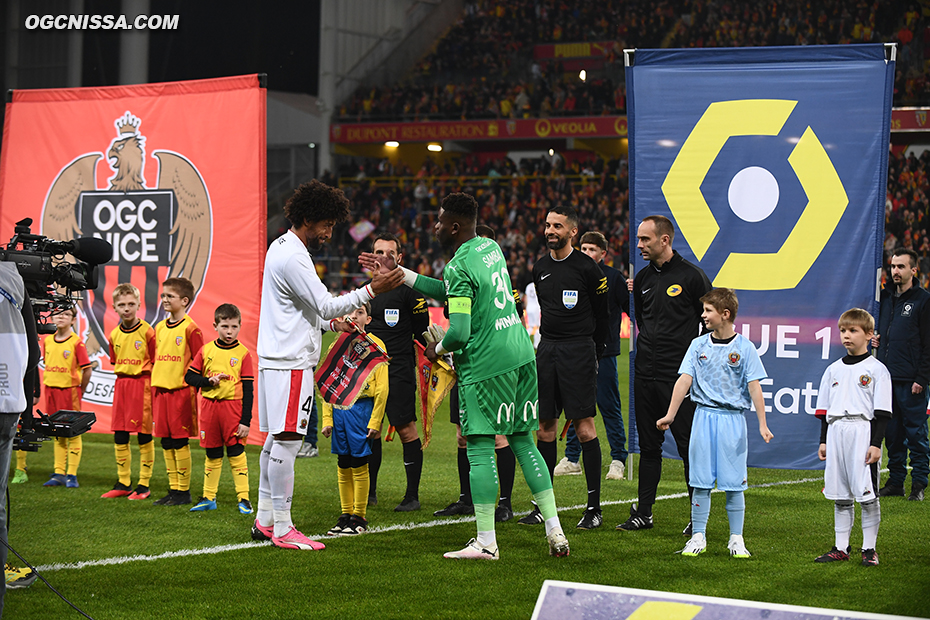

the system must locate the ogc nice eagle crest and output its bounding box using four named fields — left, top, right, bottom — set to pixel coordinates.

left=42, top=111, right=212, bottom=356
